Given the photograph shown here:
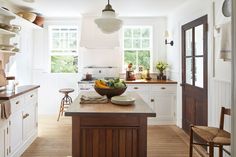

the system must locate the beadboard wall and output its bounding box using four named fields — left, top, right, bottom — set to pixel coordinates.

left=210, top=79, right=231, bottom=129
left=210, top=78, right=231, bottom=156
